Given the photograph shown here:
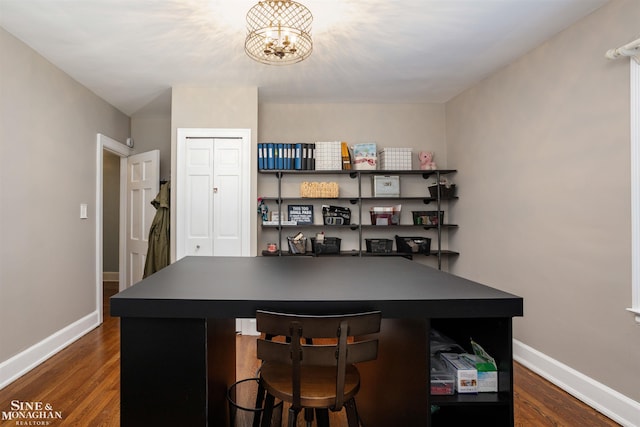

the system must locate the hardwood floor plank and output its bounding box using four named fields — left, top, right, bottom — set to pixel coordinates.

left=0, top=284, right=621, bottom=426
